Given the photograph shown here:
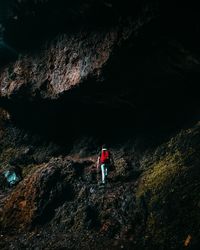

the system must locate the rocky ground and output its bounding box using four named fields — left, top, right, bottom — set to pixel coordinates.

left=0, top=108, right=200, bottom=249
